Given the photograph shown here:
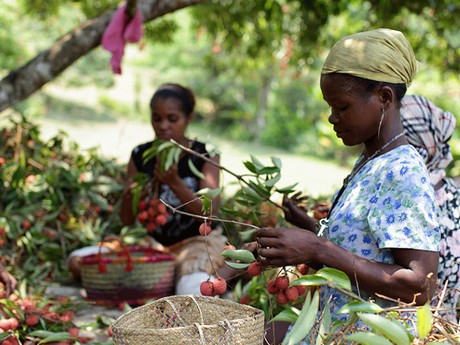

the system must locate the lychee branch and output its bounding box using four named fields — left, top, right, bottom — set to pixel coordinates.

left=160, top=198, right=261, bottom=231
left=170, top=139, right=288, bottom=213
